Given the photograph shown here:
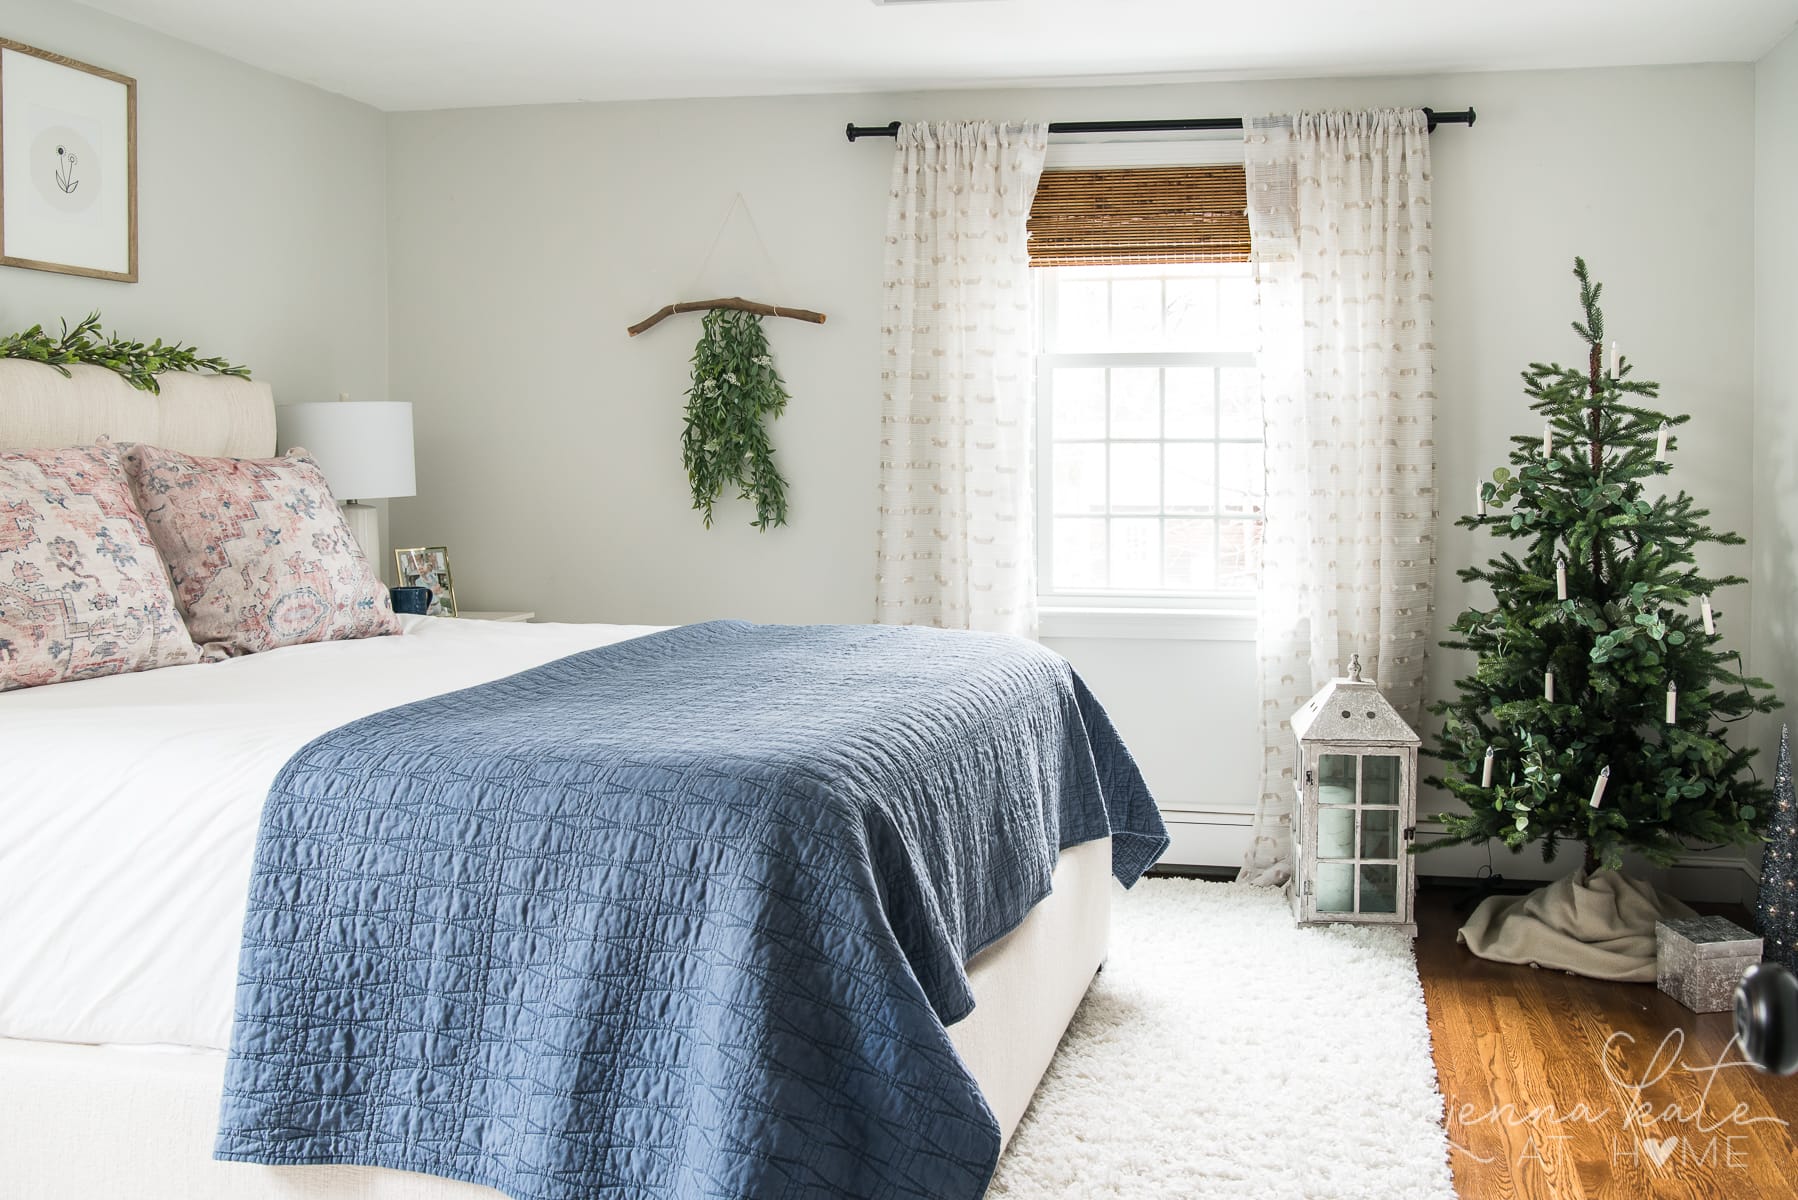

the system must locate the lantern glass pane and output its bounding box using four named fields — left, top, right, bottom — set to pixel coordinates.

left=1317, top=808, right=1355, bottom=860
left=1361, top=754, right=1402, bottom=806
left=1316, top=862, right=1355, bottom=913
left=1359, top=864, right=1398, bottom=914
left=1361, top=809, right=1399, bottom=860
left=1318, top=753, right=1356, bottom=799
